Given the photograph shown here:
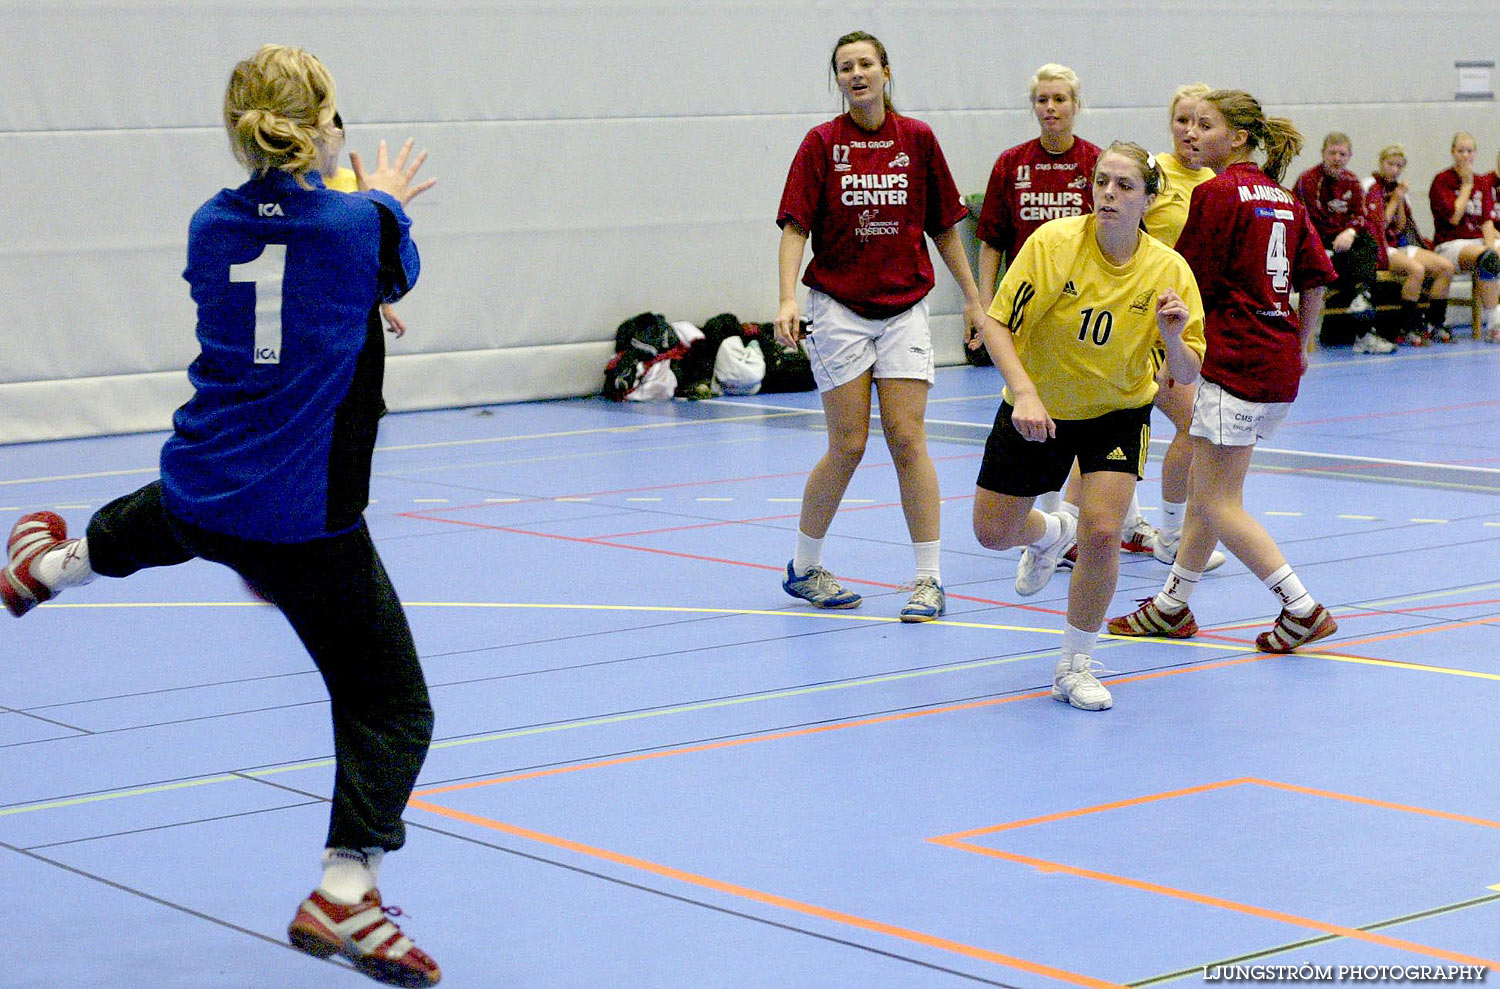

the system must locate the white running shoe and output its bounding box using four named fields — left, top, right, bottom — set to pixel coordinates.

left=1119, top=518, right=1159, bottom=555
left=1015, top=511, right=1076, bottom=597
left=782, top=561, right=861, bottom=609
left=900, top=577, right=945, bottom=623
left=1052, top=653, right=1113, bottom=711
left=1151, top=531, right=1226, bottom=571
left=1353, top=332, right=1396, bottom=355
